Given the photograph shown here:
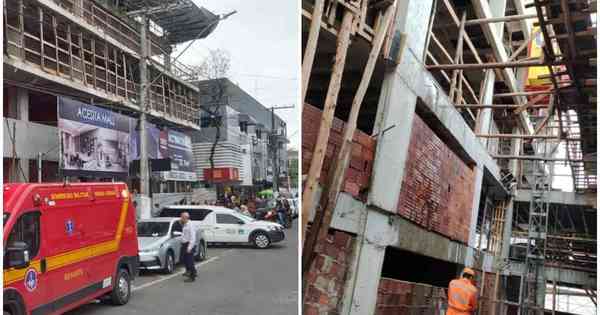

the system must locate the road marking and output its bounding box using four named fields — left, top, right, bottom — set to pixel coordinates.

left=132, top=250, right=233, bottom=292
